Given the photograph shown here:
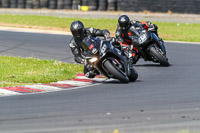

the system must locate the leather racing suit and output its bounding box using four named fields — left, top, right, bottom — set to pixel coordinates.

left=69, top=27, right=111, bottom=78
left=115, top=20, right=160, bottom=63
